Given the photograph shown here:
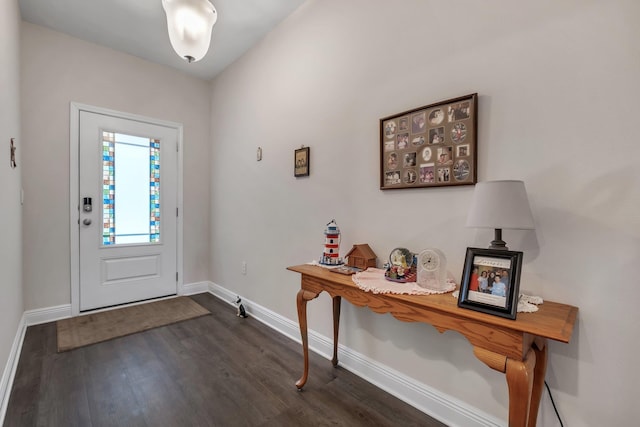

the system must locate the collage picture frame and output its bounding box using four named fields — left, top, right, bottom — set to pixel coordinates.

left=380, top=93, right=477, bottom=190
